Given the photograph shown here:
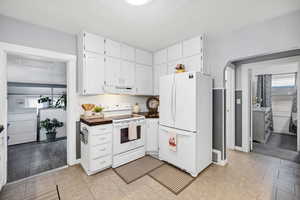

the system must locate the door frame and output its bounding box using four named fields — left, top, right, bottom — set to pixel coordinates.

left=0, top=42, right=78, bottom=187
left=225, top=65, right=236, bottom=150
left=240, top=56, right=300, bottom=152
